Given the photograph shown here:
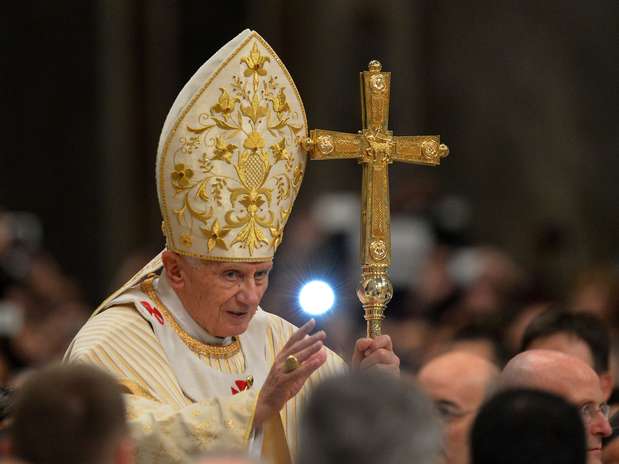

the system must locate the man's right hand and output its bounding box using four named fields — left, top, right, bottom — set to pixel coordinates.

left=254, top=319, right=327, bottom=427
